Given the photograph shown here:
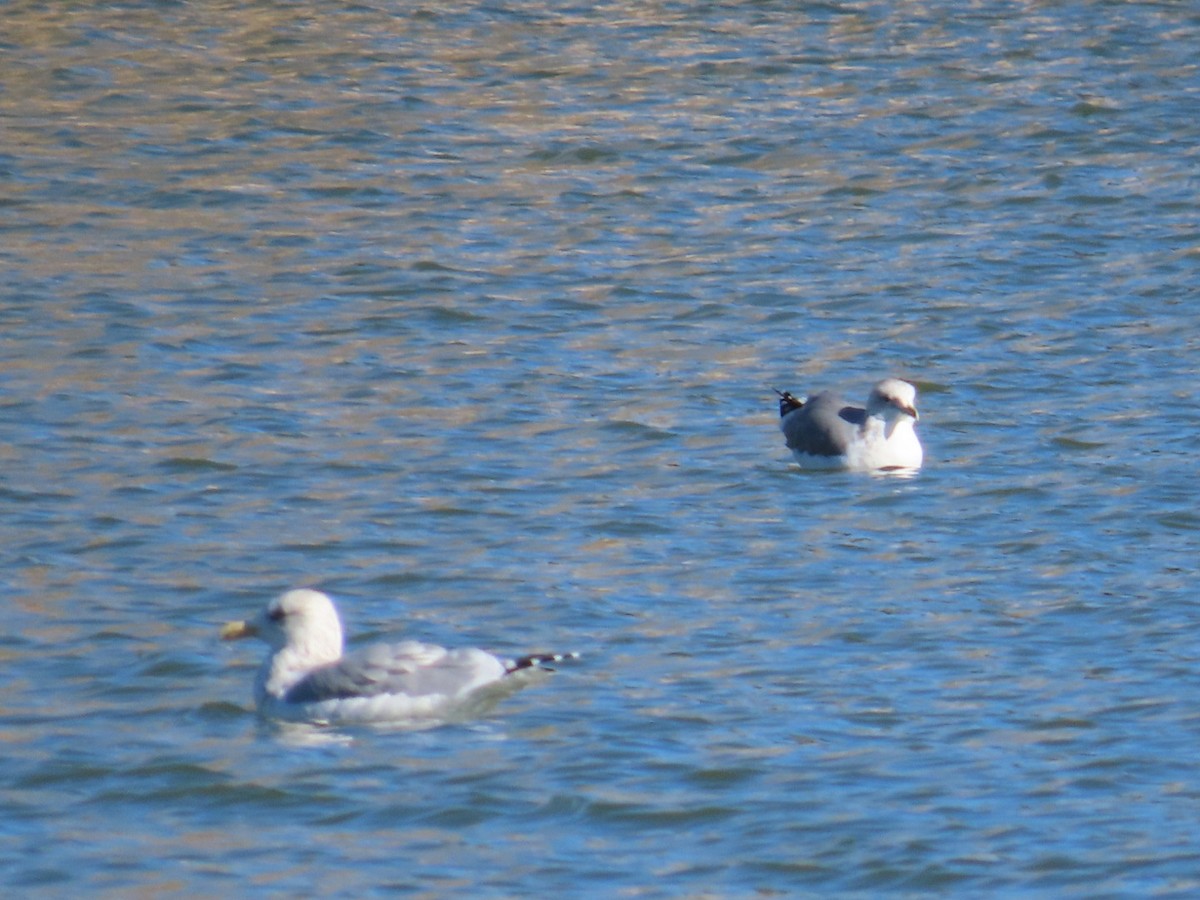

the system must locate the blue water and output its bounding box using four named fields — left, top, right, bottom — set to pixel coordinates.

left=3, top=1, right=1199, bottom=895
